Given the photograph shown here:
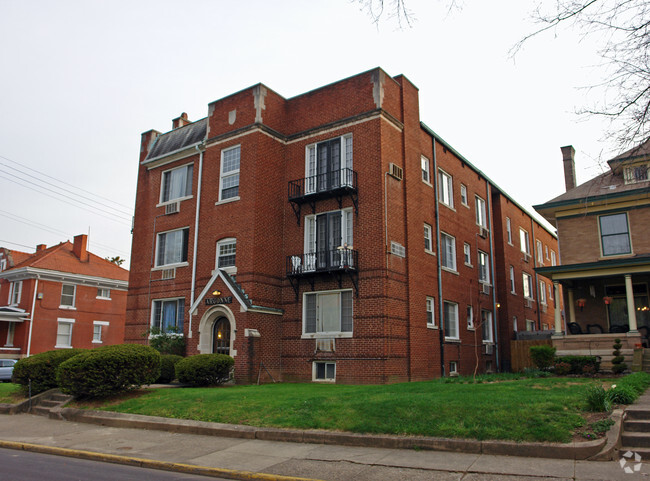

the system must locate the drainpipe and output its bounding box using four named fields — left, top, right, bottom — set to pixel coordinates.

left=189, top=143, right=206, bottom=339
left=432, top=137, right=445, bottom=377
left=531, top=219, right=542, bottom=330
left=26, top=278, right=38, bottom=357
left=486, top=184, right=499, bottom=371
